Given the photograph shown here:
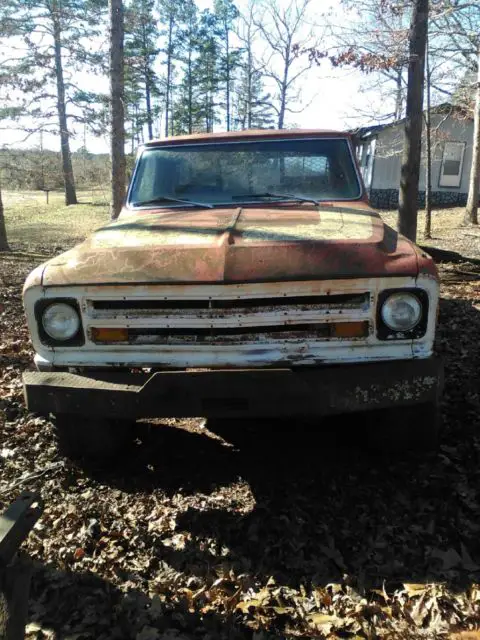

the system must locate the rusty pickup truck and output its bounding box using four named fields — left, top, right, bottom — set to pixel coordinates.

left=22, top=129, right=443, bottom=457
